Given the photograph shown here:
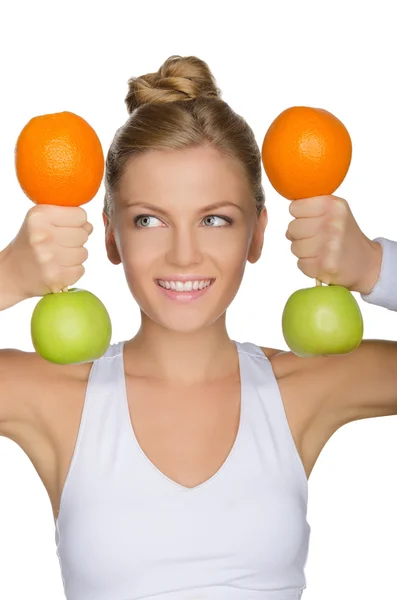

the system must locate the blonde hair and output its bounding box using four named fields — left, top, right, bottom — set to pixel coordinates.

left=103, top=55, right=265, bottom=221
